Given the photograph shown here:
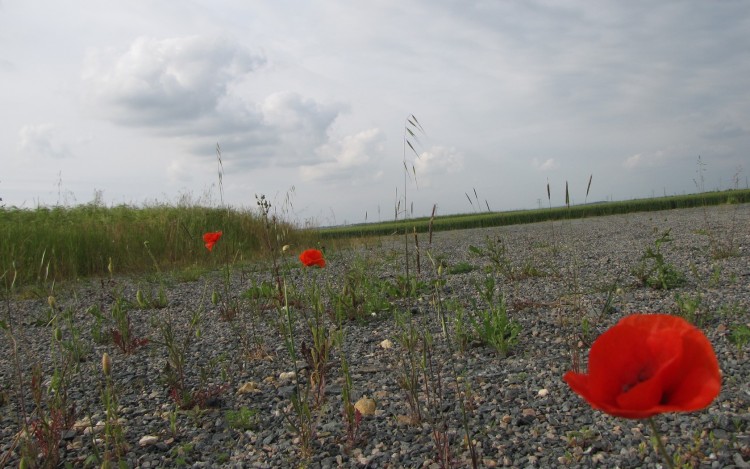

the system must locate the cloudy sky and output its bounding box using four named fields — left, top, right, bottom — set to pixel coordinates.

left=2, top=1, right=749, bottom=225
